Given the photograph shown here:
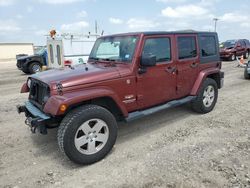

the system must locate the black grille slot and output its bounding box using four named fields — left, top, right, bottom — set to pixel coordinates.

left=29, top=79, right=50, bottom=109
